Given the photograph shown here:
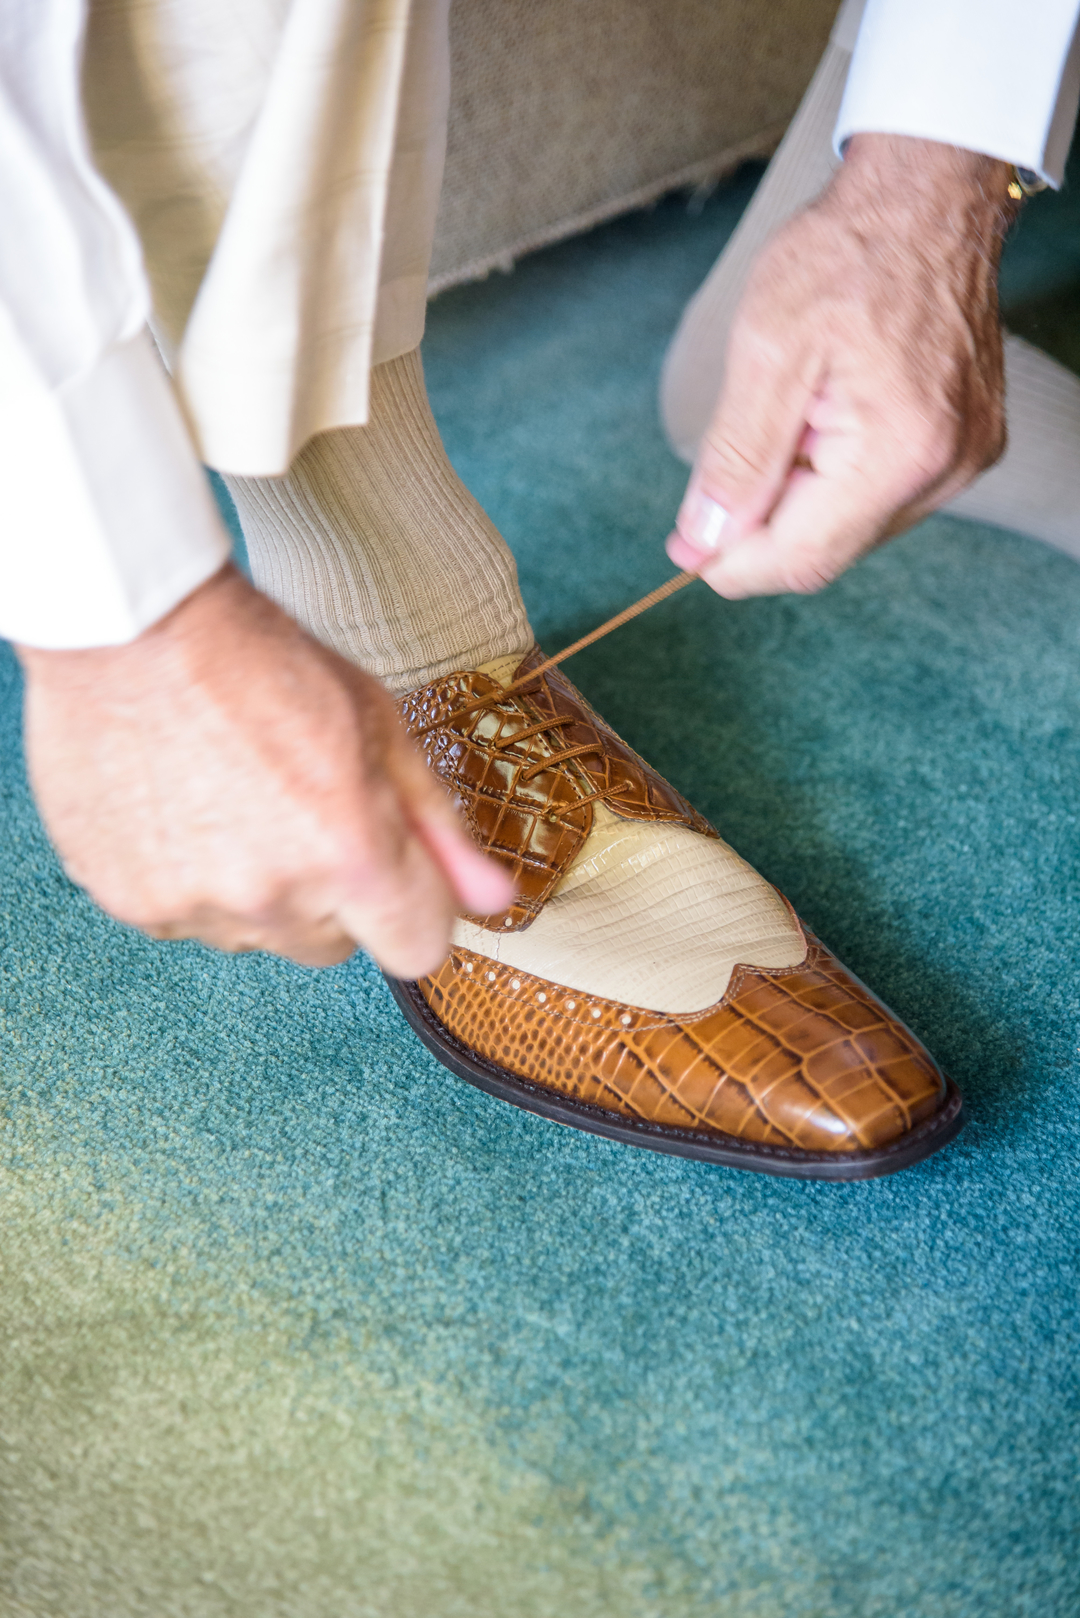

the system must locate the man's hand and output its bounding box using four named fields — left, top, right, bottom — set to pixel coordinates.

left=667, top=134, right=1016, bottom=597
left=16, top=566, right=512, bottom=973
